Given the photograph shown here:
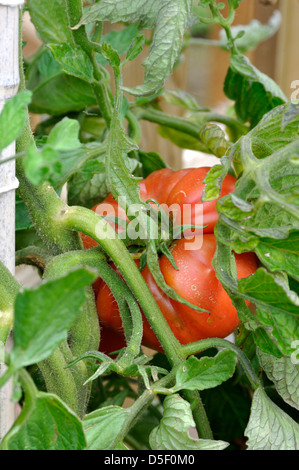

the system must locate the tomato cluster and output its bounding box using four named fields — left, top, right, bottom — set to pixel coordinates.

left=83, top=167, right=258, bottom=354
